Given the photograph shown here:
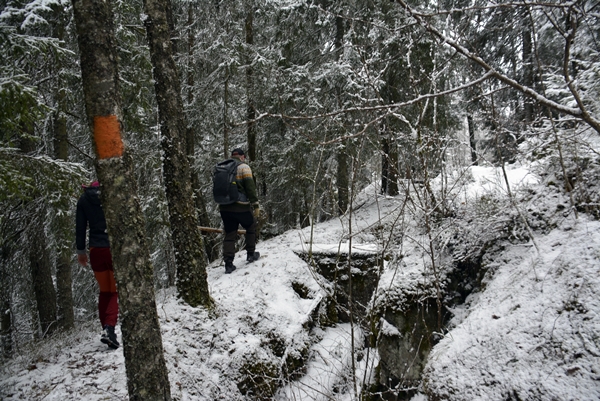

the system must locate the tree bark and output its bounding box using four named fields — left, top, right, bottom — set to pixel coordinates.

left=186, top=4, right=219, bottom=262
left=51, top=4, right=75, bottom=331
left=337, top=146, right=349, bottom=215
left=334, top=15, right=349, bottom=214
left=28, top=211, right=58, bottom=338
left=0, top=299, right=11, bottom=358
left=18, top=119, right=58, bottom=338
left=52, top=184, right=75, bottom=332
left=0, top=239, right=11, bottom=358
left=223, top=71, right=230, bottom=158
left=522, top=26, right=534, bottom=123
left=246, top=6, right=257, bottom=163
left=71, top=0, right=171, bottom=398
left=142, top=0, right=213, bottom=309
left=381, top=128, right=399, bottom=196
left=467, top=114, right=478, bottom=166
left=382, top=133, right=389, bottom=195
